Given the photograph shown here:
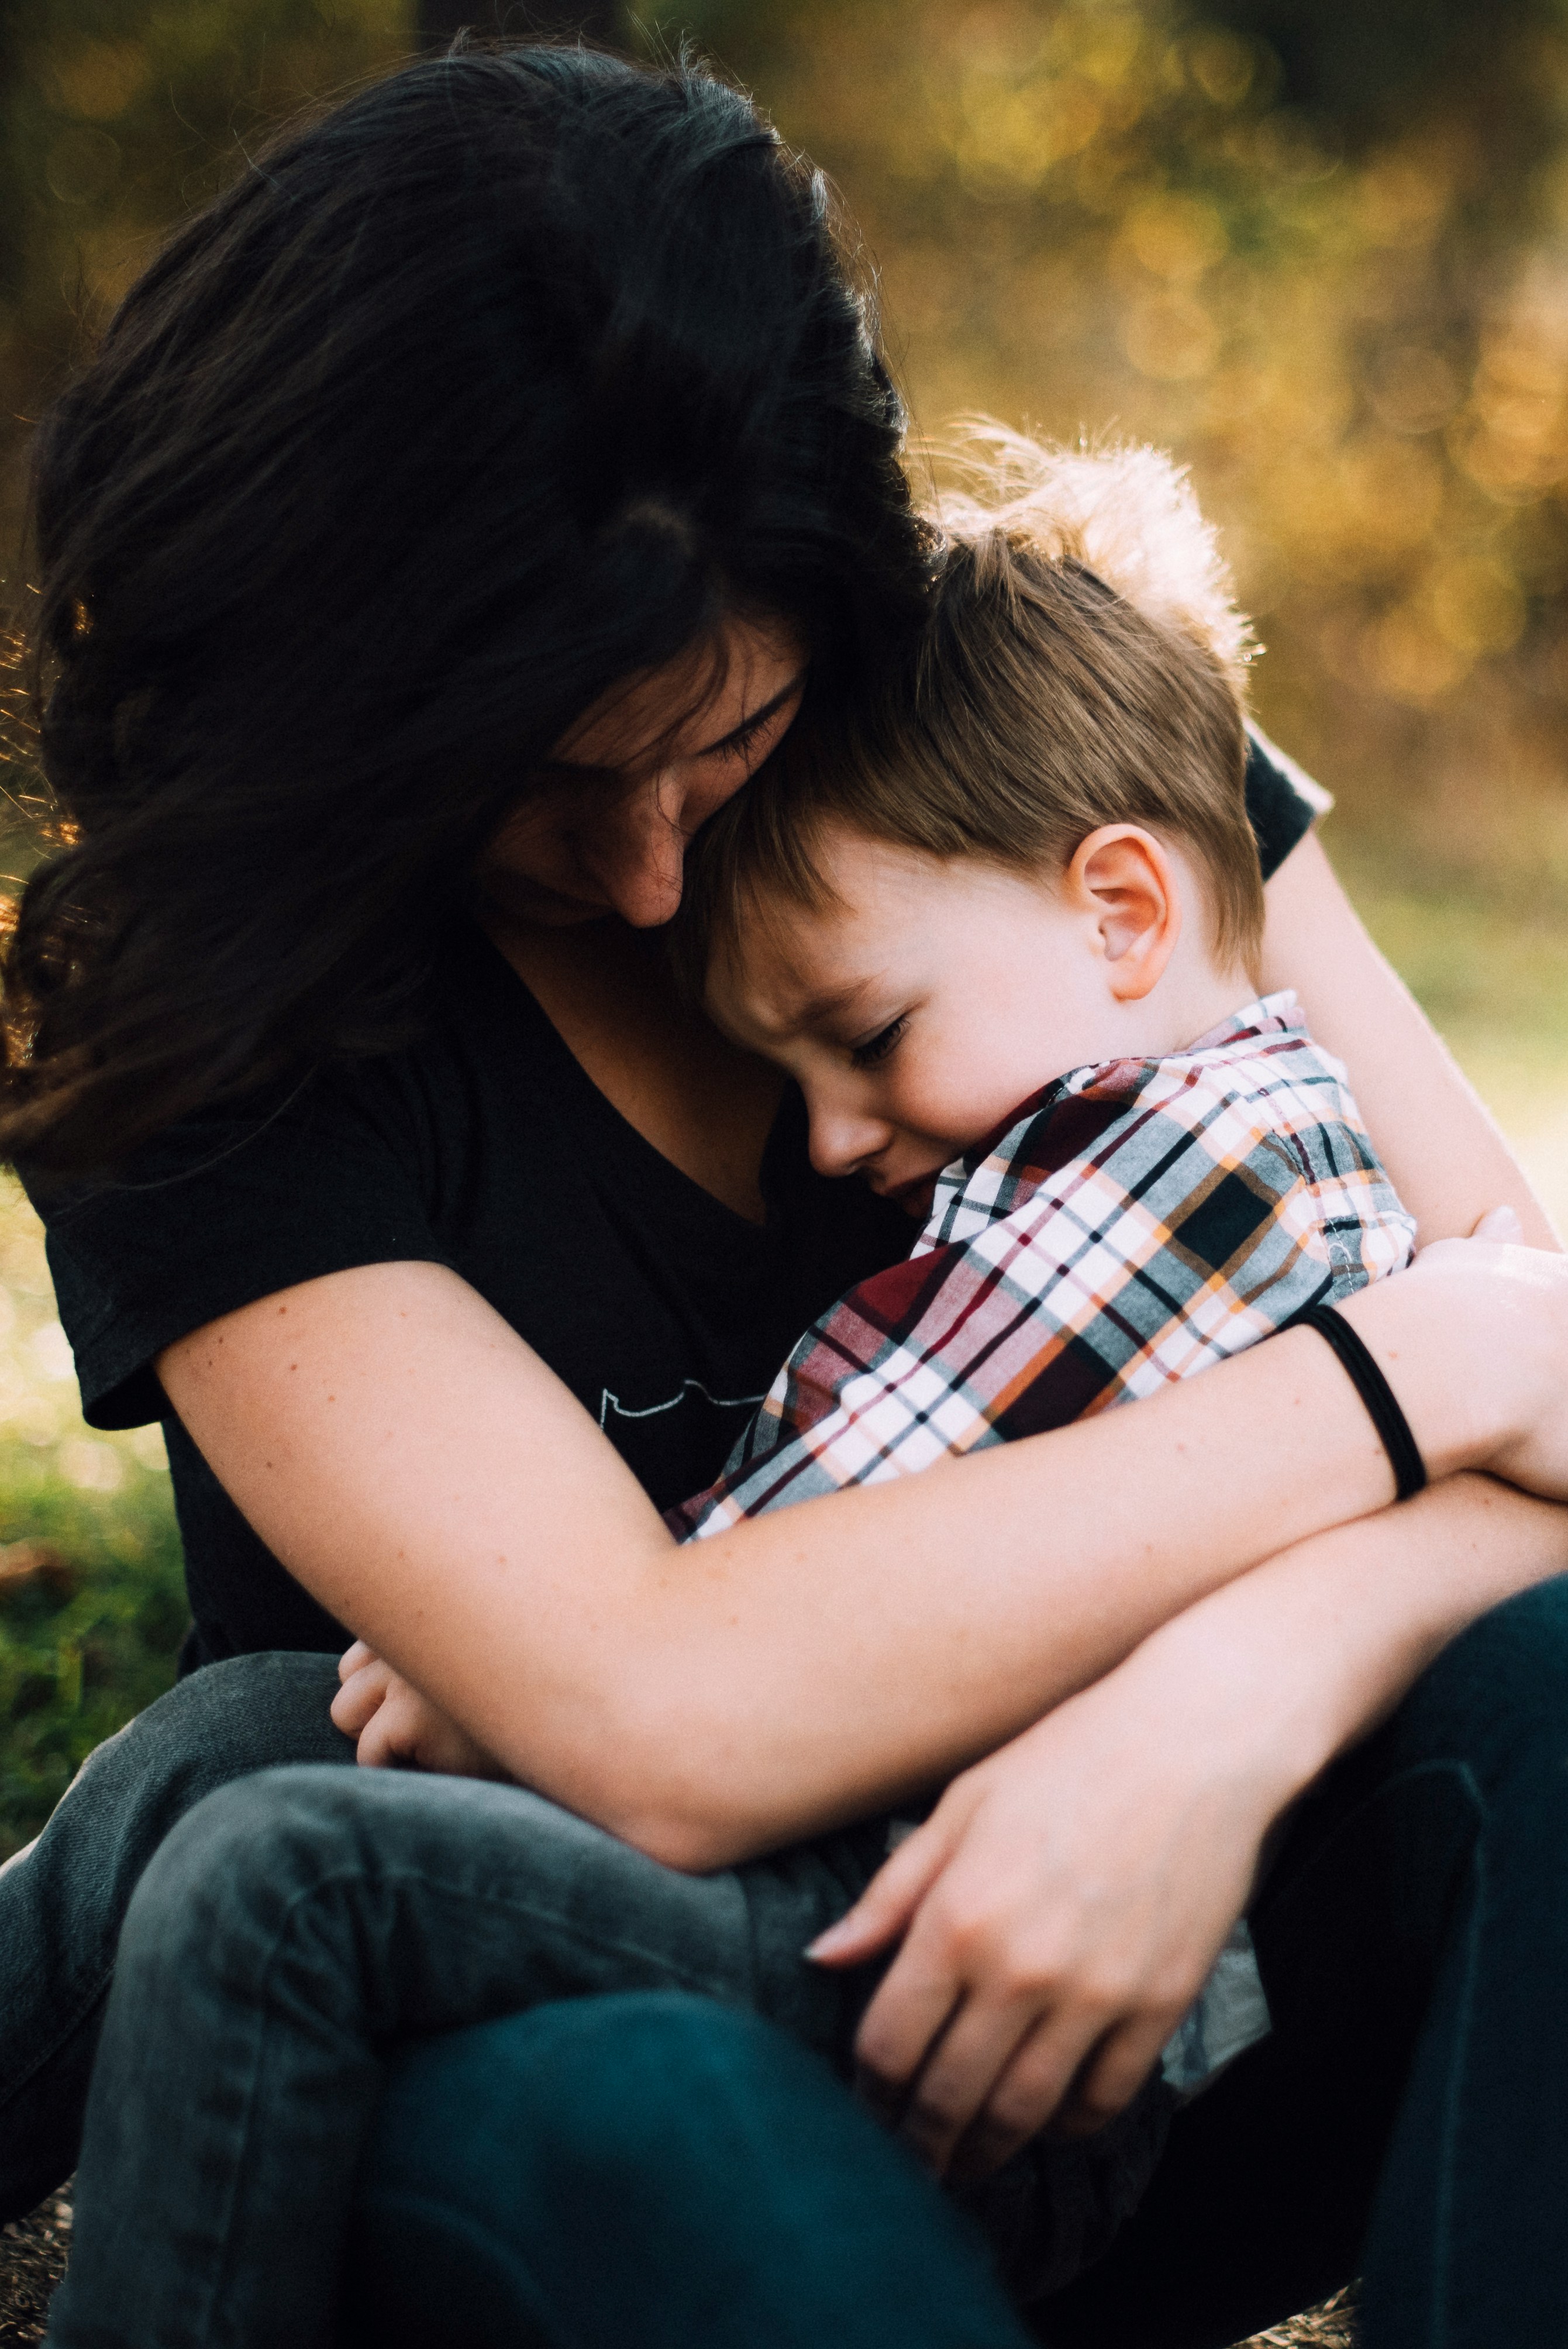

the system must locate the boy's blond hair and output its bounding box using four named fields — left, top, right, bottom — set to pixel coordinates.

left=676, top=434, right=1264, bottom=991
